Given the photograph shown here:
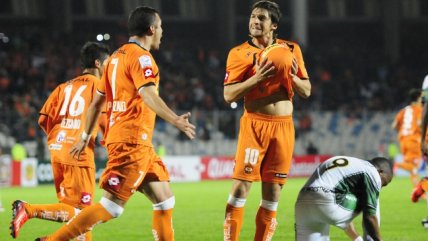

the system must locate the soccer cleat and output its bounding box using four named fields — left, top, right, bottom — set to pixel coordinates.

left=10, top=200, right=29, bottom=238
left=411, top=182, right=425, bottom=203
